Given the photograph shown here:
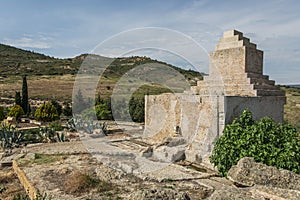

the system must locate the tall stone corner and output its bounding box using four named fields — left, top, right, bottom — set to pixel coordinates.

left=144, top=30, right=286, bottom=166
